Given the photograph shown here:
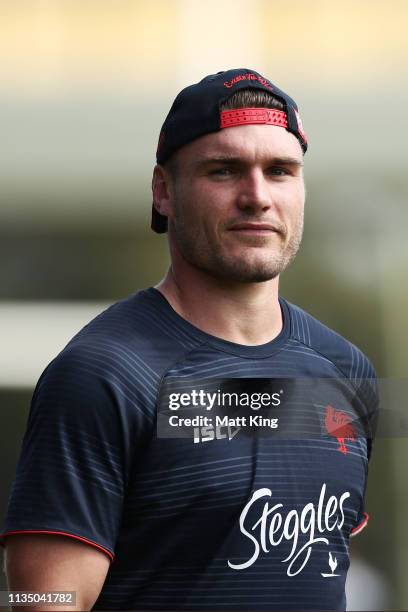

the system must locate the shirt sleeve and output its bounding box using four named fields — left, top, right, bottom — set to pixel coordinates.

left=350, top=361, right=379, bottom=537
left=0, top=345, right=131, bottom=560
